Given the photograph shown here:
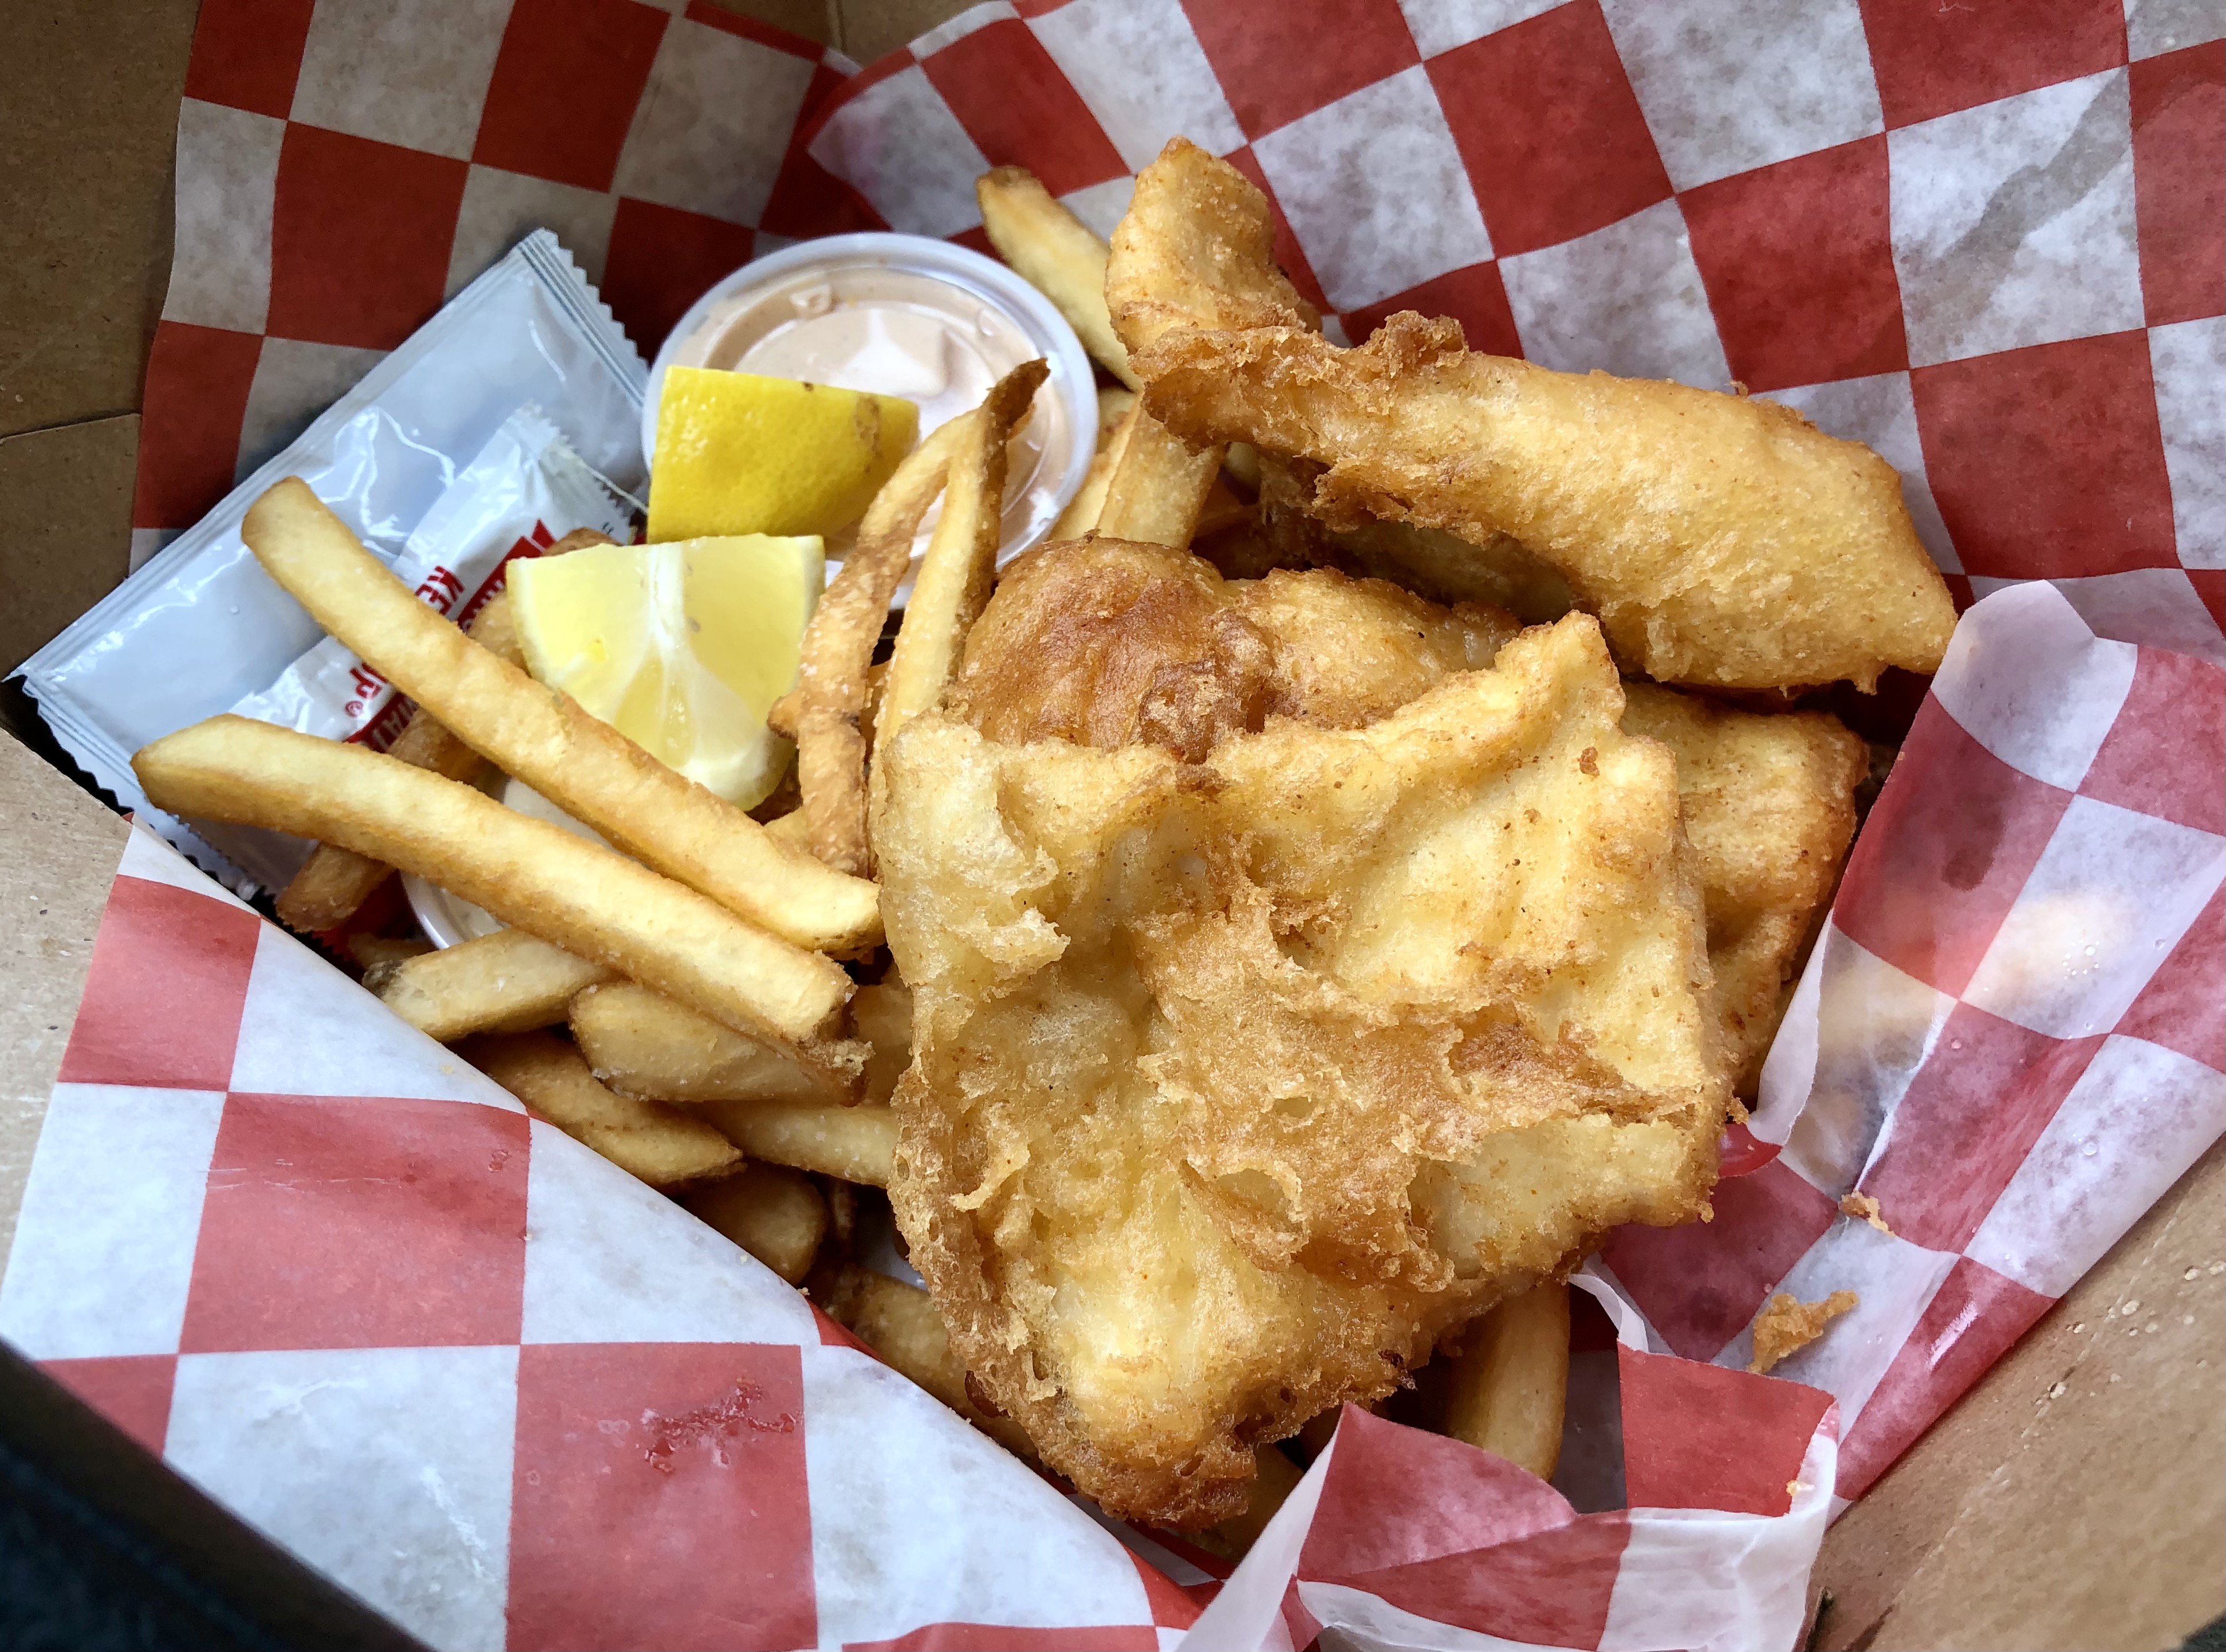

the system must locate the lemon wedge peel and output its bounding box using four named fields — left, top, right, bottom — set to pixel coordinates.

left=648, top=366, right=919, bottom=543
